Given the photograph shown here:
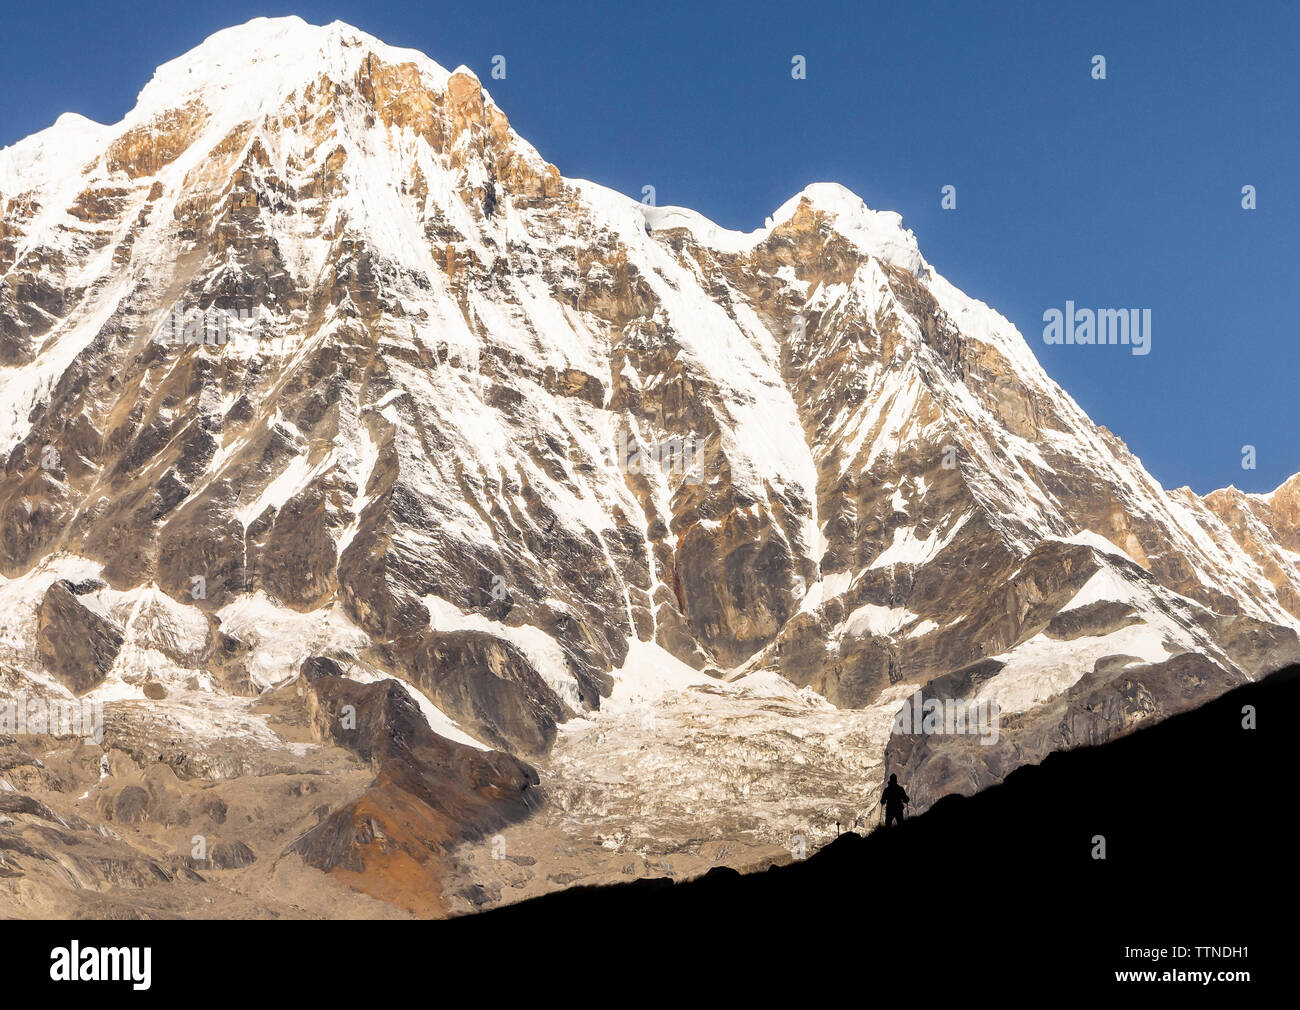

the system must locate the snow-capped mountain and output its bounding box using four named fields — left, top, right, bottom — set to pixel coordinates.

left=1, top=17, right=1296, bottom=916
